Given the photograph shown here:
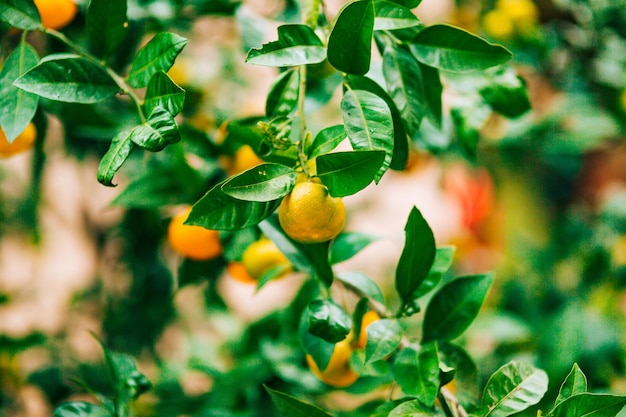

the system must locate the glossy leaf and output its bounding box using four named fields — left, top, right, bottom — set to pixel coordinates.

left=266, top=69, right=300, bottom=117
left=327, top=0, right=375, bottom=75
left=307, top=299, right=352, bottom=343
left=52, top=402, right=112, bottom=417
left=221, top=163, right=297, bottom=202
left=388, top=400, right=437, bottom=417
left=144, top=71, right=185, bottom=116
left=420, top=62, right=442, bottom=128
left=547, top=393, right=626, bottom=417
left=479, top=66, right=531, bottom=118
left=14, top=56, right=120, bottom=103
left=341, top=88, right=394, bottom=180
left=330, top=232, right=378, bottom=264
left=299, top=310, right=335, bottom=371
left=0, top=41, right=39, bottom=142
left=422, top=273, right=494, bottom=343
left=246, top=24, right=326, bottom=67
left=308, top=124, right=347, bottom=158
left=373, top=1, right=422, bottom=31
left=365, top=318, right=403, bottom=363
left=409, top=24, right=512, bottom=72
left=127, top=32, right=188, bottom=88
left=393, top=343, right=439, bottom=406
left=129, top=106, right=180, bottom=151
left=97, top=130, right=134, bottom=187
left=482, top=361, right=548, bottom=417
left=102, top=345, right=151, bottom=402
left=266, top=386, right=333, bottom=417
left=87, top=0, right=128, bottom=57
left=0, top=0, right=41, bottom=30
left=555, top=364, right=587, bottom=406
left=337, top=271, right=385, bottom=304
left=387, top=0, right=421, bottom=8
left=187, top=183, right=281, bottom=230
left=317, top=150, right=386, bottom=197
left=413, top=246, right=456, bottom=298
left=395, top=206, right=436, bottom=305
